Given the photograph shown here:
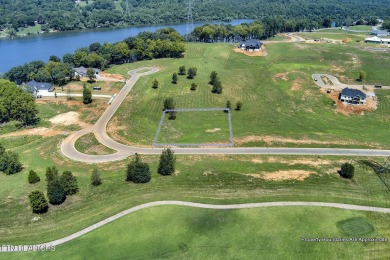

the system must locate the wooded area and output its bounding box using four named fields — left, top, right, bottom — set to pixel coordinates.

left=0, top=0, right=389, bottom=34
